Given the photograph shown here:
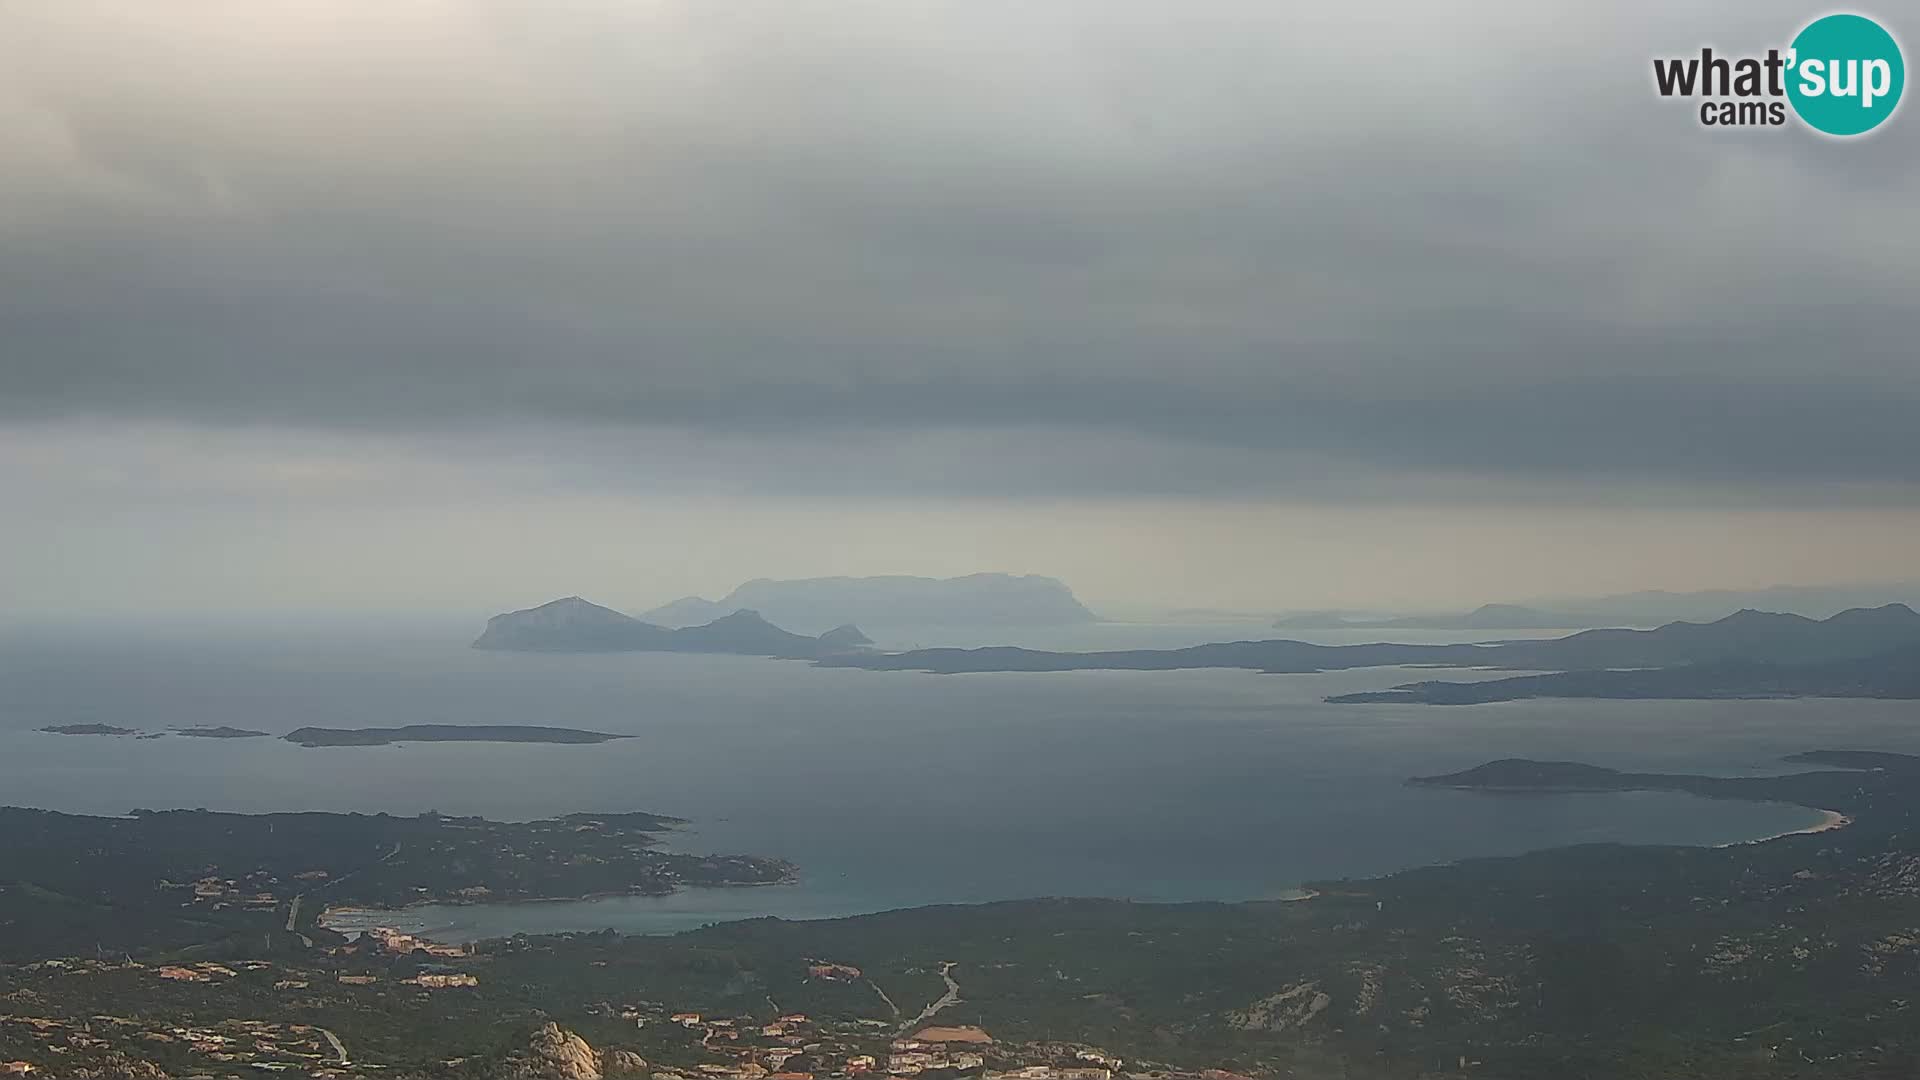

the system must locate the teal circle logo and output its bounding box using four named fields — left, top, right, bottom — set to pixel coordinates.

left=1787, top=14, right=1905, bottom=135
